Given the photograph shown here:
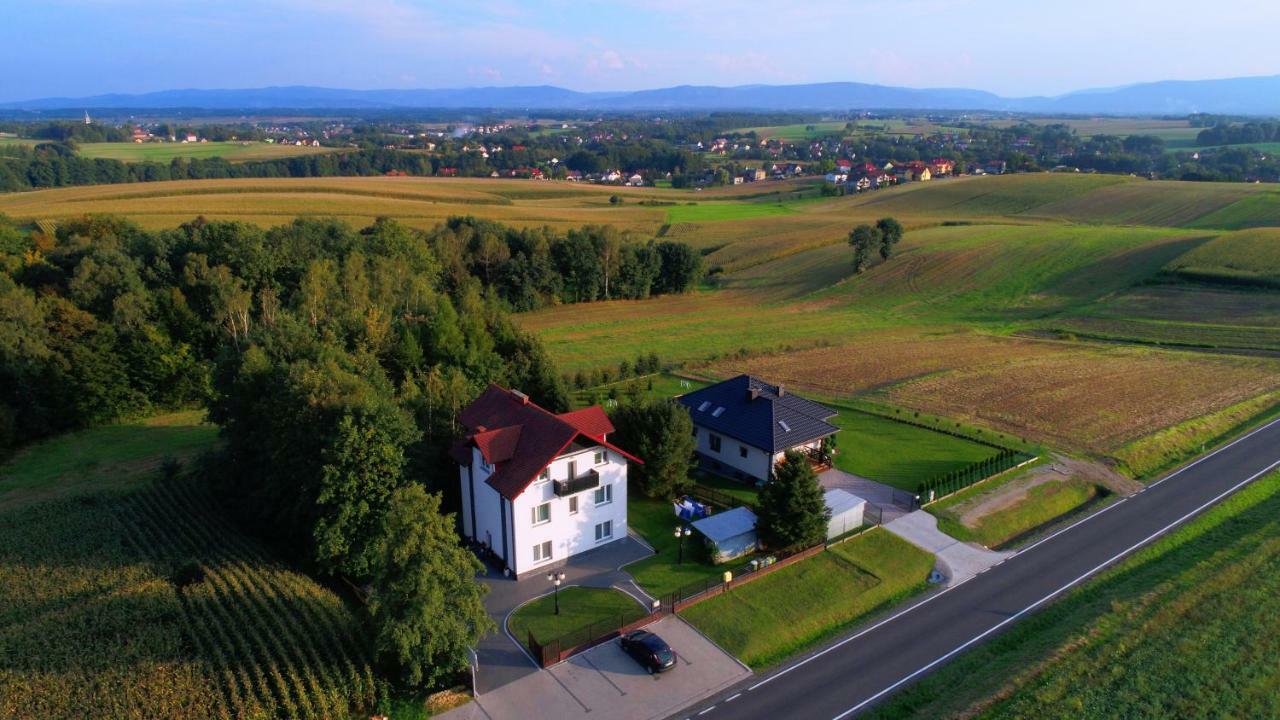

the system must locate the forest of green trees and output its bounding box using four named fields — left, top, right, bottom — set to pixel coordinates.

left=0, top=210, right=700, bottom=691
left=0, top=143, right=434, bottom=191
